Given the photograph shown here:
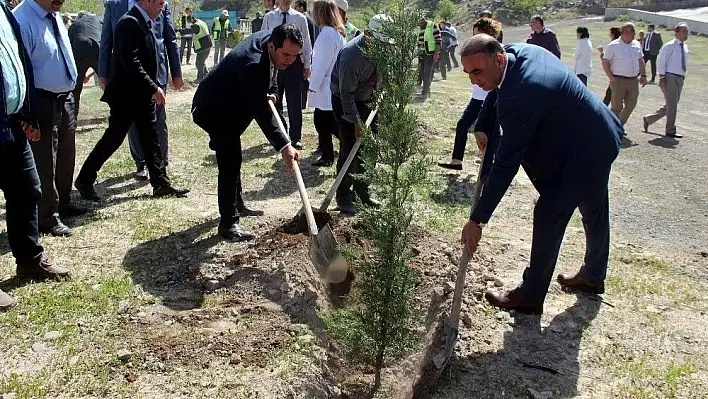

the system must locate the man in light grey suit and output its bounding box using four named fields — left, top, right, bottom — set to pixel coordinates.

left=643, top=23, right=663, bottom=83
